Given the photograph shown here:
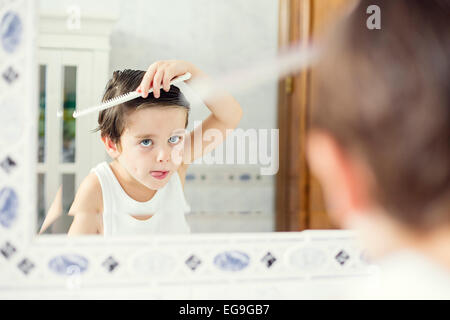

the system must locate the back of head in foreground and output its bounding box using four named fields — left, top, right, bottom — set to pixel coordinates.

left=307, top=0, right=450, bottom=298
